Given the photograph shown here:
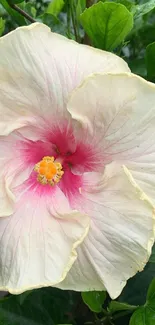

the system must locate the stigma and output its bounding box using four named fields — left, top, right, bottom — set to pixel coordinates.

left=34, top=156, right=64, bottom=186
